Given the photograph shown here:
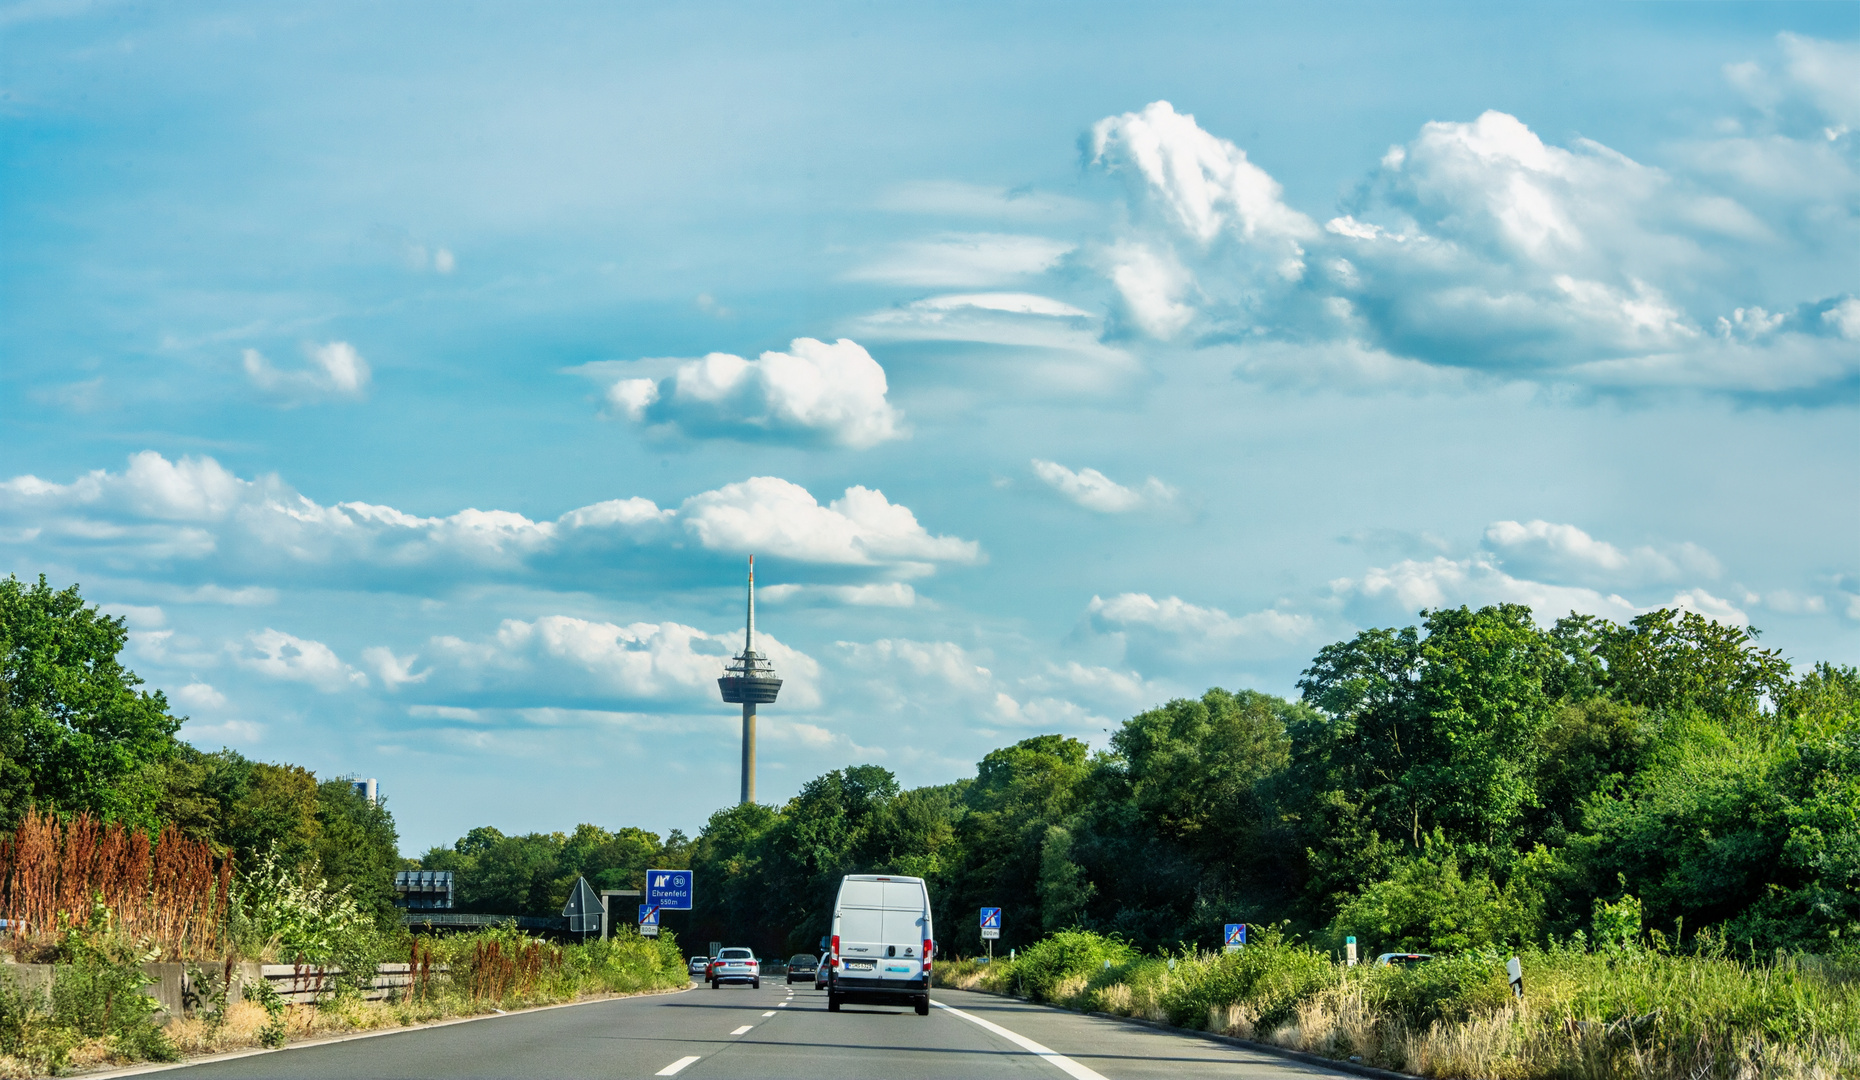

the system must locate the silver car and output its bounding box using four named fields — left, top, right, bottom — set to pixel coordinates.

left=709, top=947, right=761, bottom=989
